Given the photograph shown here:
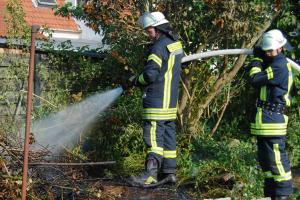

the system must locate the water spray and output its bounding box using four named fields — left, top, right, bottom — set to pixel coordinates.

left=32, top=87, right=123, bottom=153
